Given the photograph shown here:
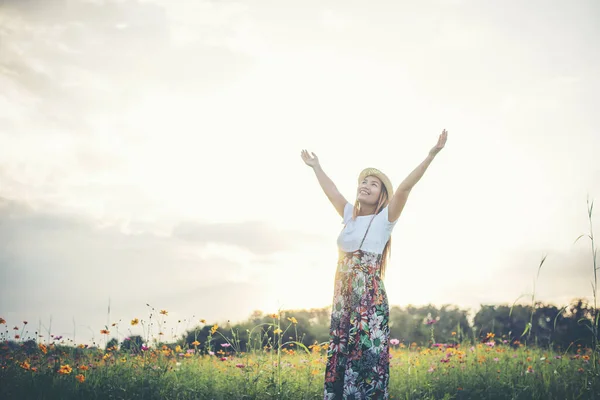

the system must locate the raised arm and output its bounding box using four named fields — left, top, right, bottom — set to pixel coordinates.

left=301, top=149, right=349, bottom=218
left=388, top=129, right=448, bottom=222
